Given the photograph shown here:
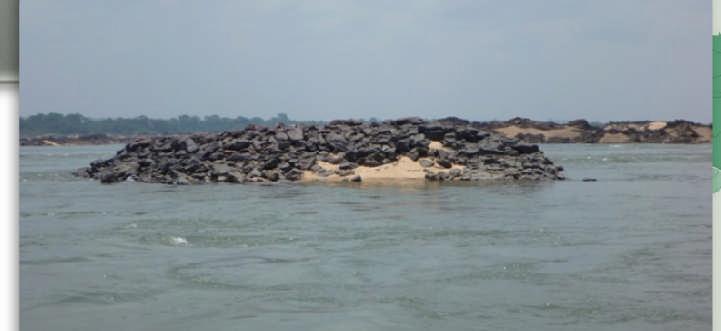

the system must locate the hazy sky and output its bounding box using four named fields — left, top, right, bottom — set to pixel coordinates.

left=20, top=0, right=710, bottom=122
